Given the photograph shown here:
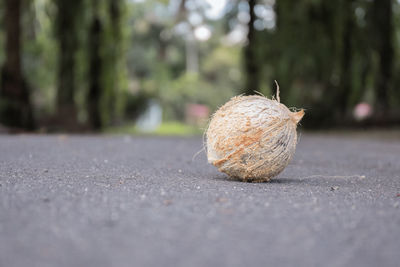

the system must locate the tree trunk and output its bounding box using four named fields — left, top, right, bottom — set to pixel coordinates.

left=244, top=0, right=259, bottom=95
left=336, top=0, right=354, bottom=118
left=372, top=0, right=393, bottom=116
left=0, top=0, right=34, bottom=130
left=107, top=0, right=121, bottom=120
left=87, top=14, right=103, bottom=130
left=55, top=0, right=81, bottom=127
